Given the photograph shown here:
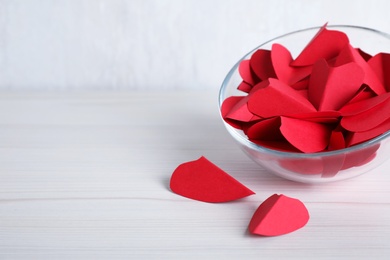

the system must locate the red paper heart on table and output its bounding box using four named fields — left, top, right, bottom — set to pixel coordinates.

left=170, top=156, right=255, bottom=203
left=291, top=24, right=349, bottom=66
left=247, top=78, right=316, bottom=118
left=248, top=194, right=309, bottom=236
left=308, top=59, right=364, bottom=111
